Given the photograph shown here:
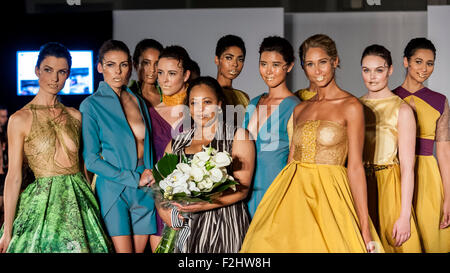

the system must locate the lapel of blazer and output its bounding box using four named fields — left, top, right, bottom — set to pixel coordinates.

left=126, top=87, right=154, bottom=169
left=97, top=81, right=138, bottom=167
